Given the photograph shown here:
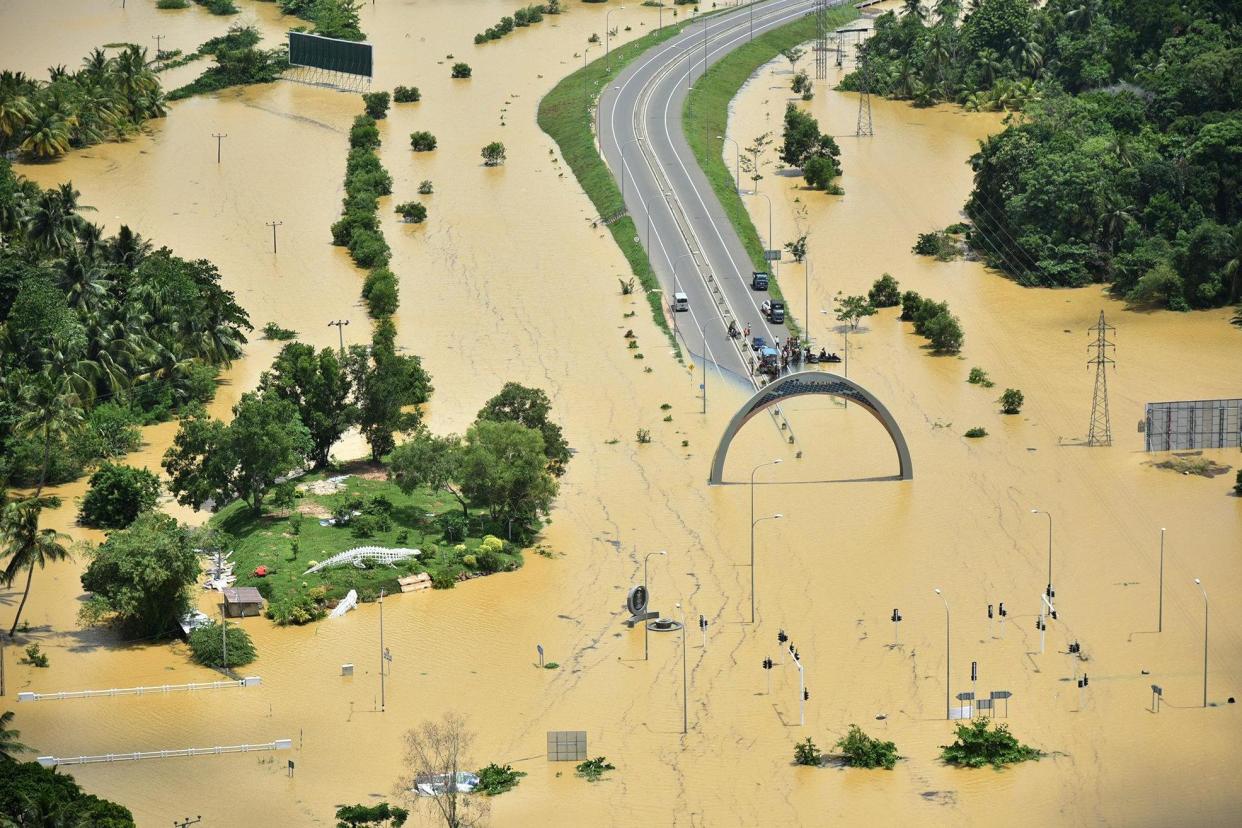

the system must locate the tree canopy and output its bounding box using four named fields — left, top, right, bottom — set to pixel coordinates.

left=0, top=760, right=134, bottom=826
left=259, top=342, right=354, bottom=468
left=78, top=462, right=160, bottom=528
